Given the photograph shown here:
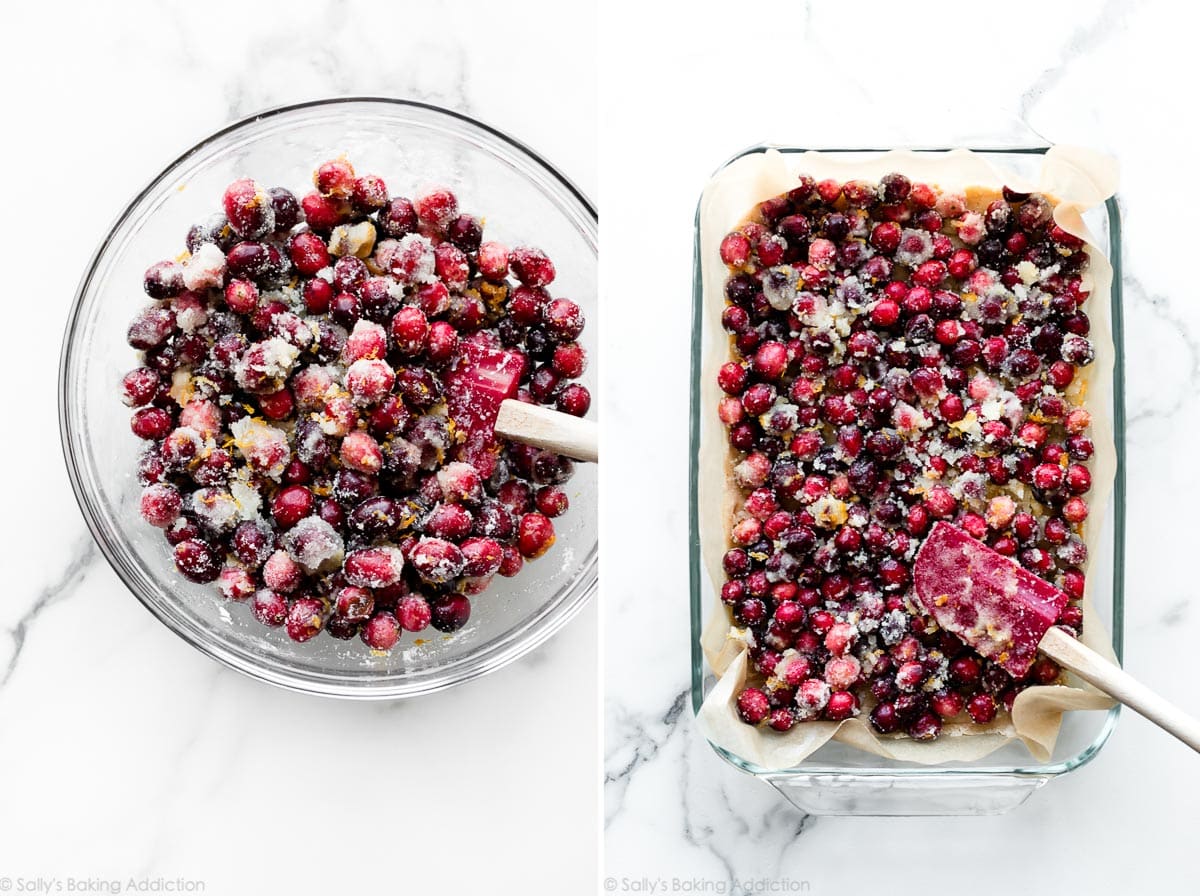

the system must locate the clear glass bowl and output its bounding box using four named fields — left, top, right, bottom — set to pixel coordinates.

left=689, top=146, right=1125, bottom=815
left=60, top=98, right=597, bottom=699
